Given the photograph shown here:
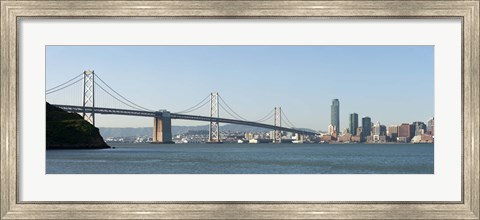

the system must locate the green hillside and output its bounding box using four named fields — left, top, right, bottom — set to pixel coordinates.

left=46, top=102, right=109, bottom=149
